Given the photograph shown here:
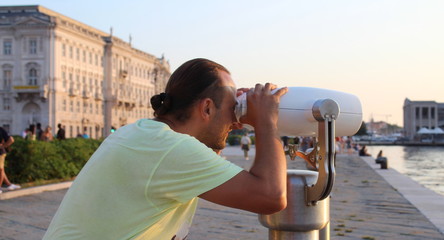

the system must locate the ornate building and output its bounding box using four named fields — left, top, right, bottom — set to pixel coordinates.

left=0, top=5, right=170, bottom=138
left=403, top=98, right=444, bottom=139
